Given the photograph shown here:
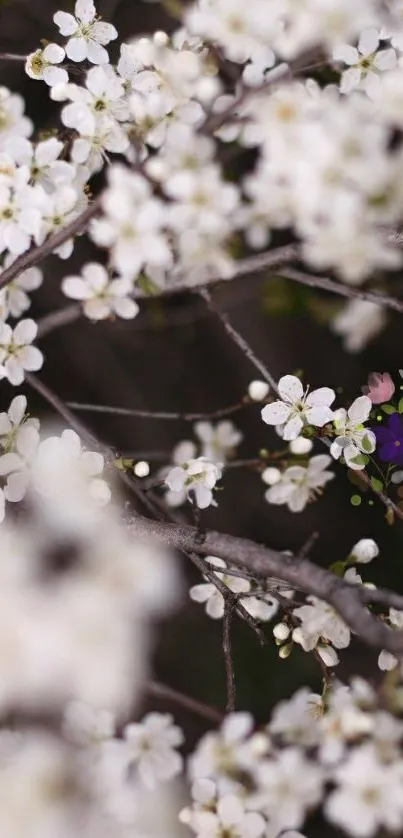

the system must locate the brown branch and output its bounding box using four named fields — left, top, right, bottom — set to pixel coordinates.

left=127, top=515, right=403, bottom=657
left=146, top=680, right=223, bottom=724
left=281, top=267, right=403, bottom=315
left=223, top=601, right=236, bottom=712
left=199, top=287, right=279, bottom=391
left=0, top=196, right=103, bottom=291
left=66, top=399, right=248, bottom=422
left=0, top=53, right=27, bottom=62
